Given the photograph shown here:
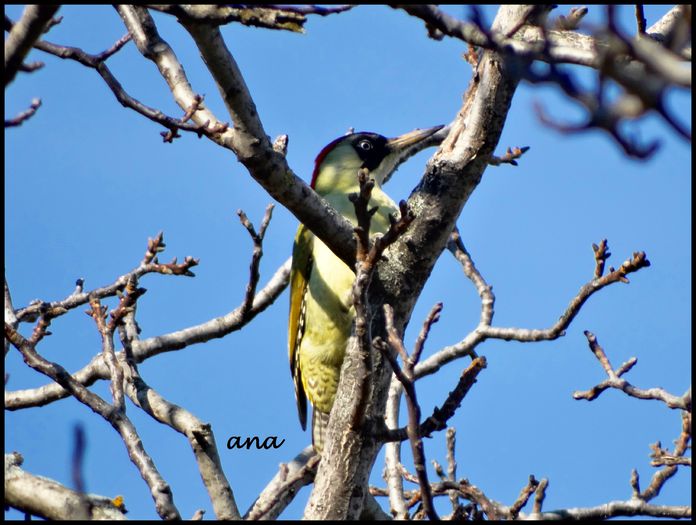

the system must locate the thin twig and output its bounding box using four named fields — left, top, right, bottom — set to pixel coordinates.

left=650, top=440, right=692, bottom=467
left=417, top=240, right=651, bottom=381
left=87, top=297, right=125, bottom=414
left=554, top=6, right=589, bottom=30
left=532, top=478, right=549, bottom=514
left=379, top=356, right=487, bottom=442
left=573, top=331, right=690, bottom=409
left=237, top=204, right=274, bottom=320
left=71, top=424, right=91, bottom=520
left=31, top=32, right=225, bottom=142
left=509, top=475, right=540, bottom=518
left=5, top=276, right=18, bottom=357
left=446, top=427, right=458, bottom=513
left=488, top=145, right=530, bottom=166
left=592, top=239, right=610, bottom=279
left=6, top=258, right=291, bottom=410
left=635, top=5, right=647, bottom=34
left=412, top=303, right=443, bottom=367
left=343, top=167, right=416, bottom=438
left=346, top=168, right=378, bottom=432
left=379, top=304, right=439, bottom=520
left=630, top=469, right=641, bottom=499
left=640, top=410, right=692, bottom=501
left=14, top=232, right=196, bottom=324
left=5, top=98, right=42, bottom=127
